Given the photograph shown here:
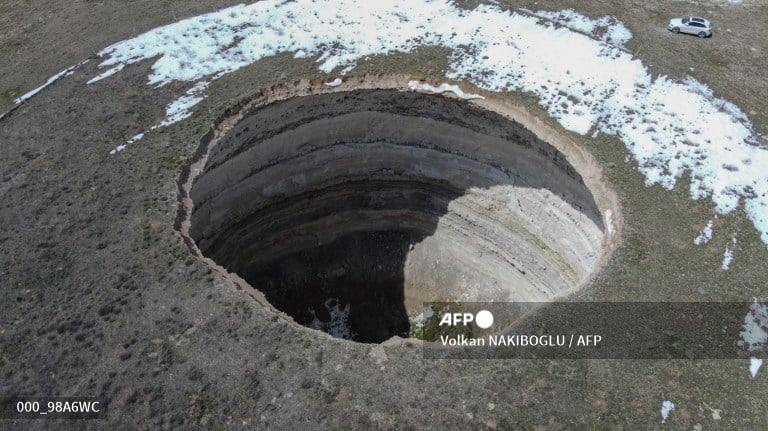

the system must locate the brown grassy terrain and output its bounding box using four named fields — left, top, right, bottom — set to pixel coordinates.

left=0, top=0, right=244, bottom=111
left=1, top=1, right=767, bottom=429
